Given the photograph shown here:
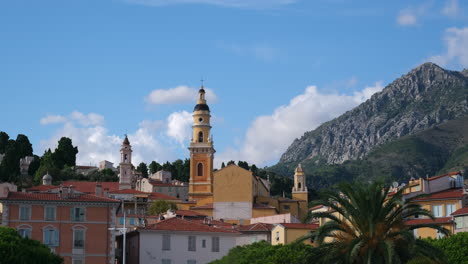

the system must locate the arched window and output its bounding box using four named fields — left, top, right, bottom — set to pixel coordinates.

left=17, top=224, right=32, bottom=239
left=298, top=182, right=302, bottom=189
left=198, top=131, right=203, bottom=142
left=124, top=154, right=128, bottom=162
left=197, top=163, right=203, bottom=176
